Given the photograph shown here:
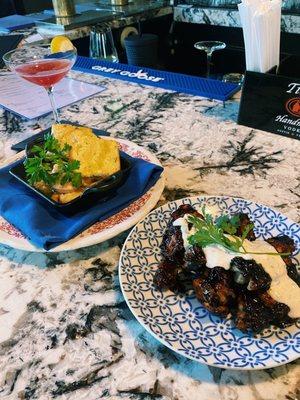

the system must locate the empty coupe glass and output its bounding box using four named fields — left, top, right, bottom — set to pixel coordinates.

left=194, top=41, right=226, bottom=79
